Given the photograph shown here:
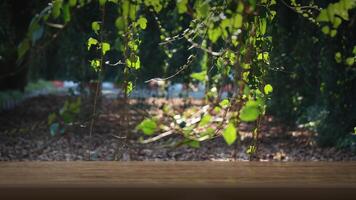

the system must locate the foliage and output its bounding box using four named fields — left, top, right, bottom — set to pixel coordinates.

left=48, top=97, right=81, bottom=136
left=3, top=0, right=355, bottom=151
left=267, top=0, right=356, bottom=147
left=136, top=118, right=157, bottom=136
